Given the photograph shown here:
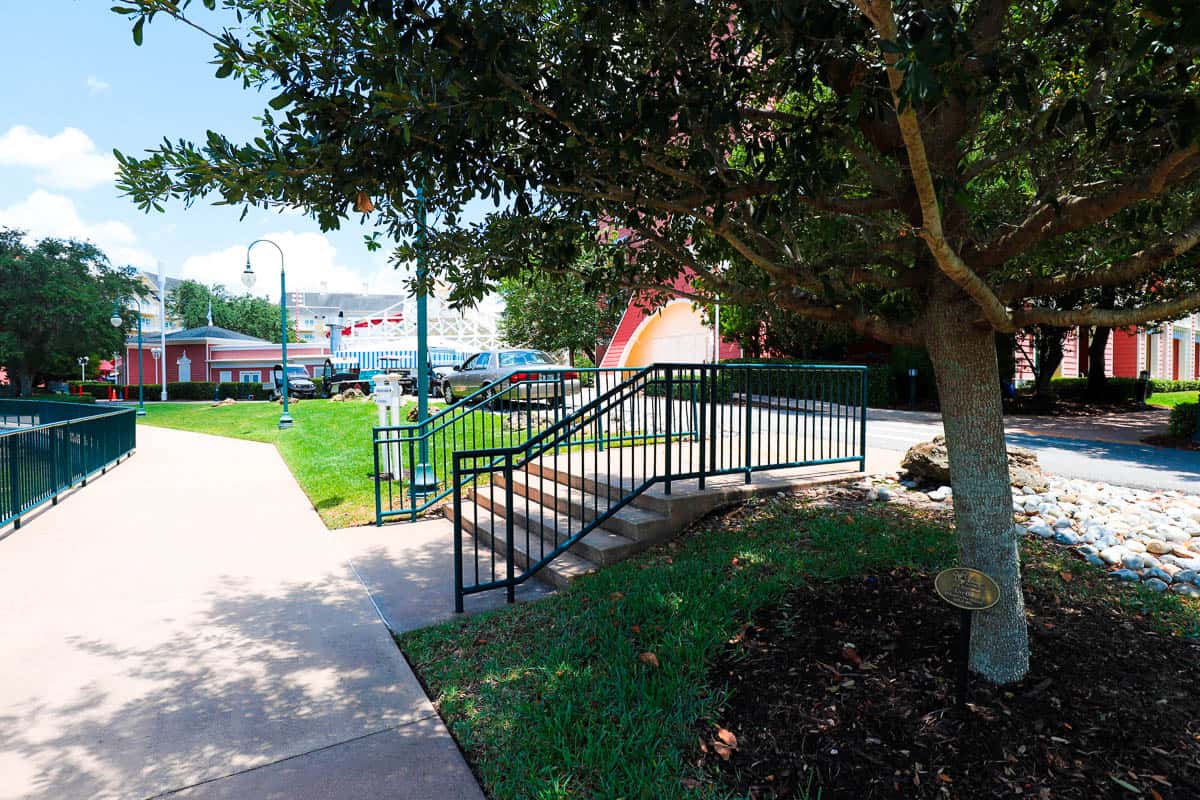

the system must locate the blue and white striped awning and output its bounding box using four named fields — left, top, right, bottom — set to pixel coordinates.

left=335, top=347, right=466, bottom=371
